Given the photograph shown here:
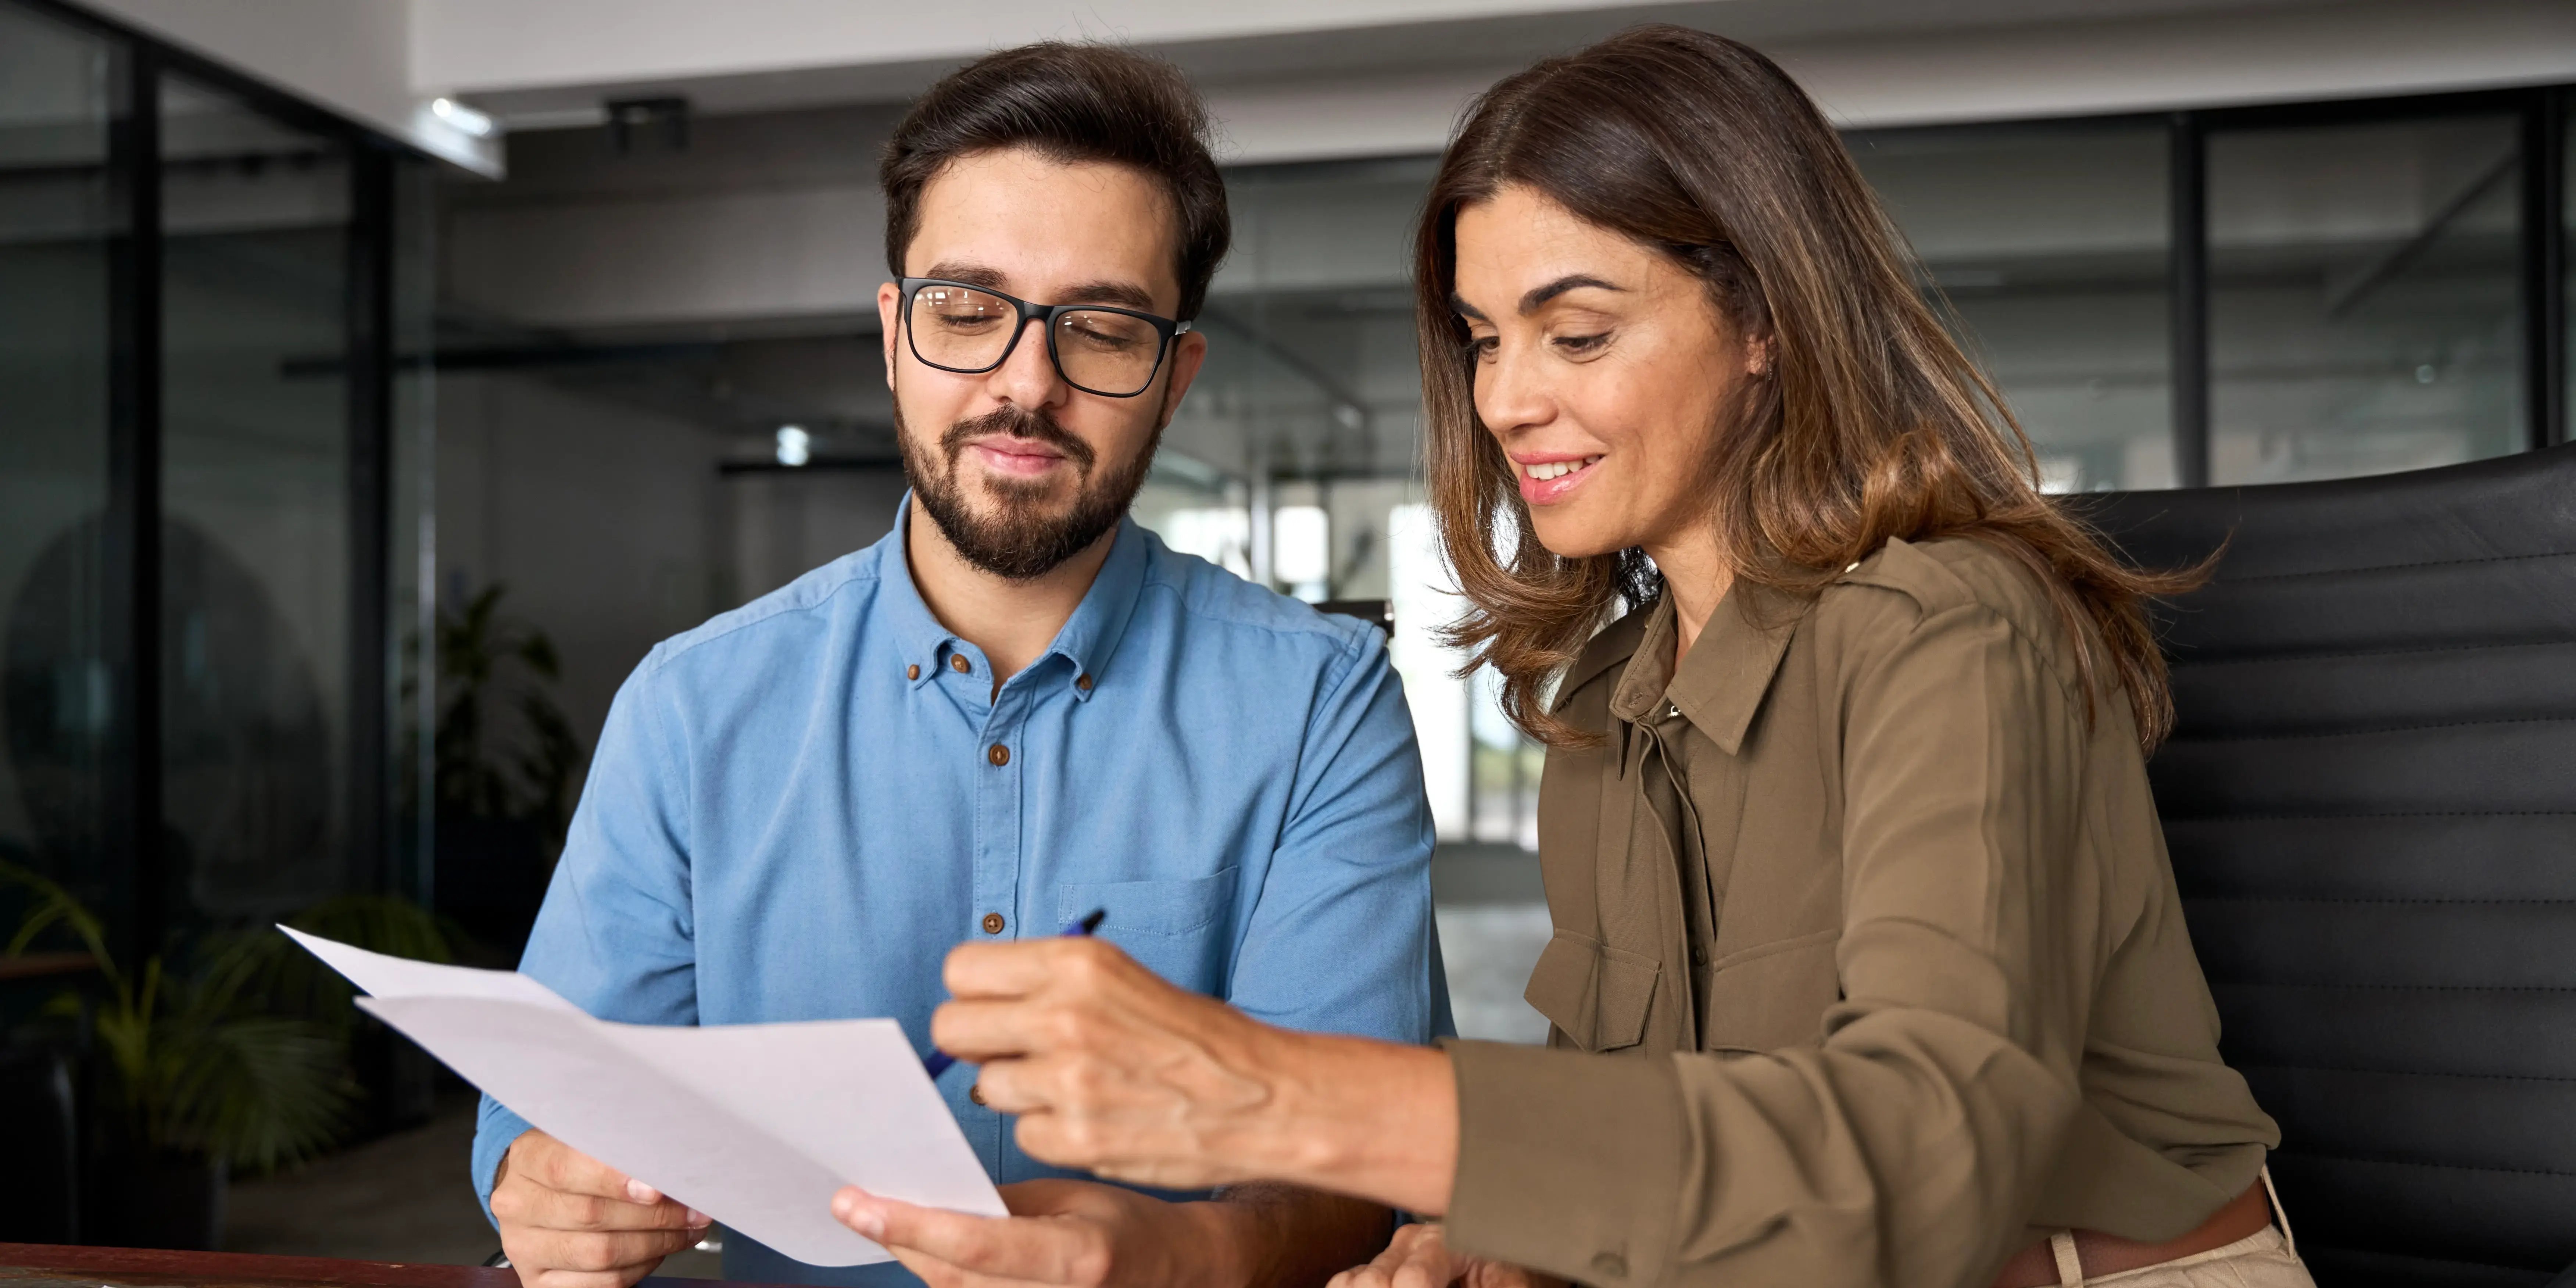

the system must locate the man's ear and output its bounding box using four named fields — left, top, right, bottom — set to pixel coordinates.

left=1155, top=329, right=1210, bottom=430
left=878, top=281, right=904, bottom=390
